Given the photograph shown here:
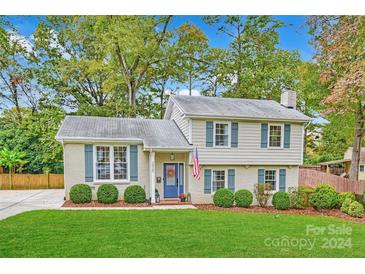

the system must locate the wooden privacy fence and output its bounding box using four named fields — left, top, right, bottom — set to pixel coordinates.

left=299, top=168, right=364, bottom=194
left=0, top=174, right=64, bottom=190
